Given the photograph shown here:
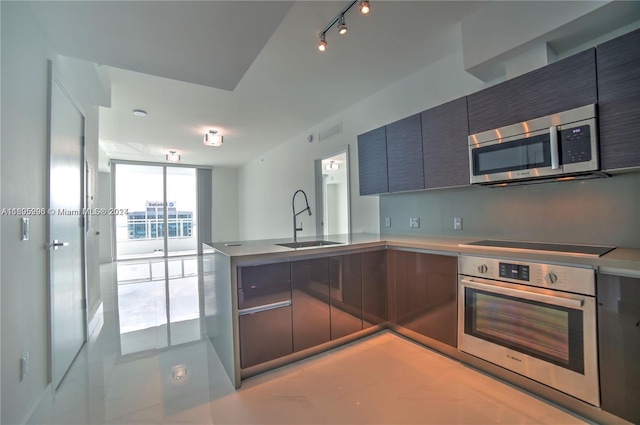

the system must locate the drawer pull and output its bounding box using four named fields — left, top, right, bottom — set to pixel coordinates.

left=238, top=300, right=291, bottom=315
